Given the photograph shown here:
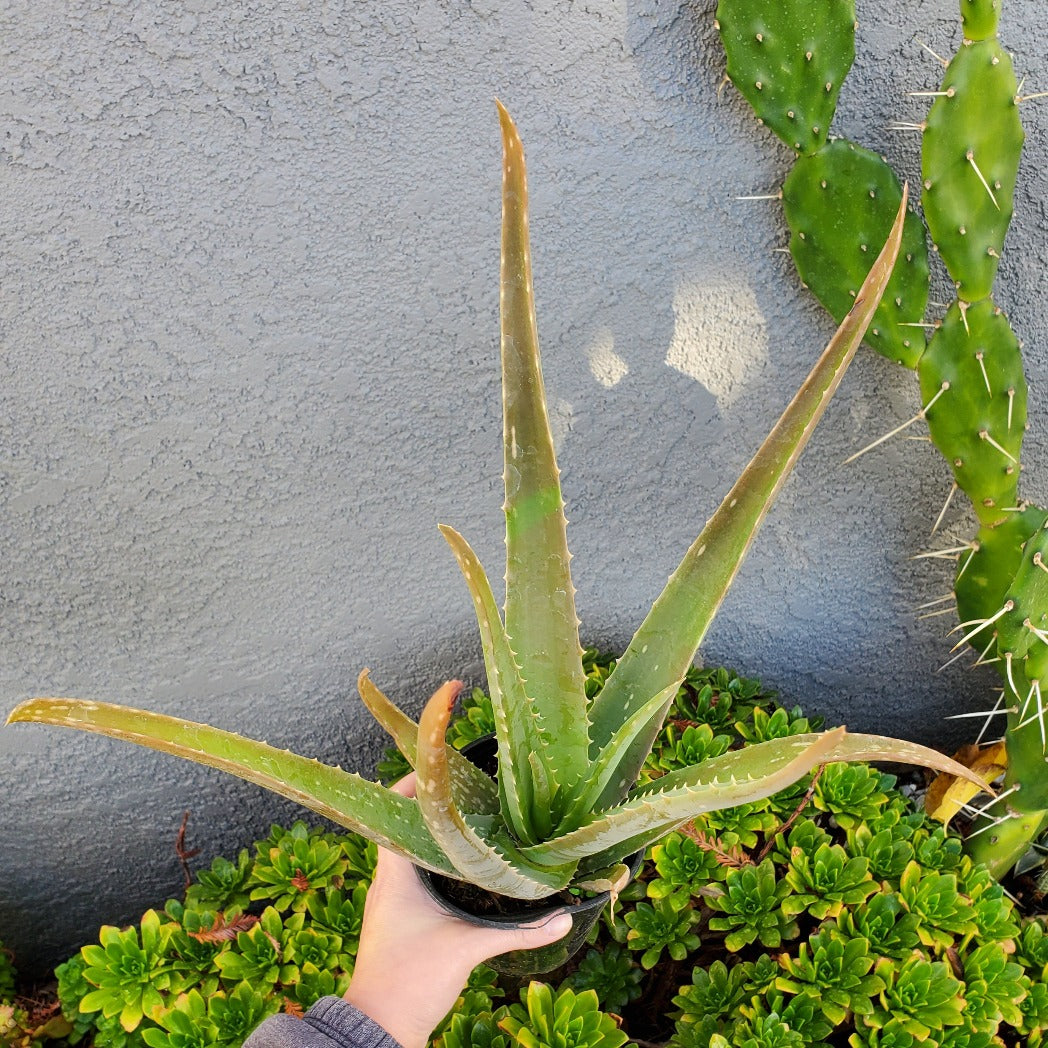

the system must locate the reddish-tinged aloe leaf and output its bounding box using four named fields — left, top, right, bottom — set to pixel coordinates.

left=356, top=669, right=498, bottom=816
left=497, top=101, right=589, bottom=793
left=438, top=524, right=543, bottom=842
left=7, top=698, right=456, bottom=875
left=415, top=680, right=576, bottom=899
left=587, top=191, right=911, bottom=776
left=523, top=725, right=991, bottom=866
